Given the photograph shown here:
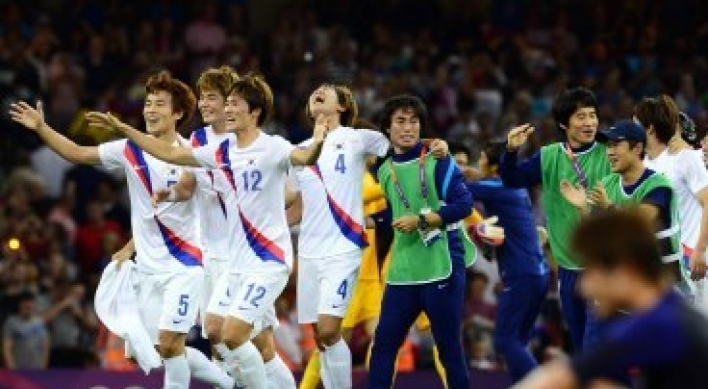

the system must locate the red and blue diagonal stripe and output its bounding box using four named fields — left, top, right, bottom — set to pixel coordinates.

left=238, top=211, right=286, bottom=264
left=191, top=128, right=208, bottom=147
left=309, top=164, right=368, bottom=248
left=124, top=141, right=153, bottom=195
left=216, top=139, right=237, bottom=191
left=155, top=216, right=204, bottom=266
left=192, top=128, right=227, bottom=218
